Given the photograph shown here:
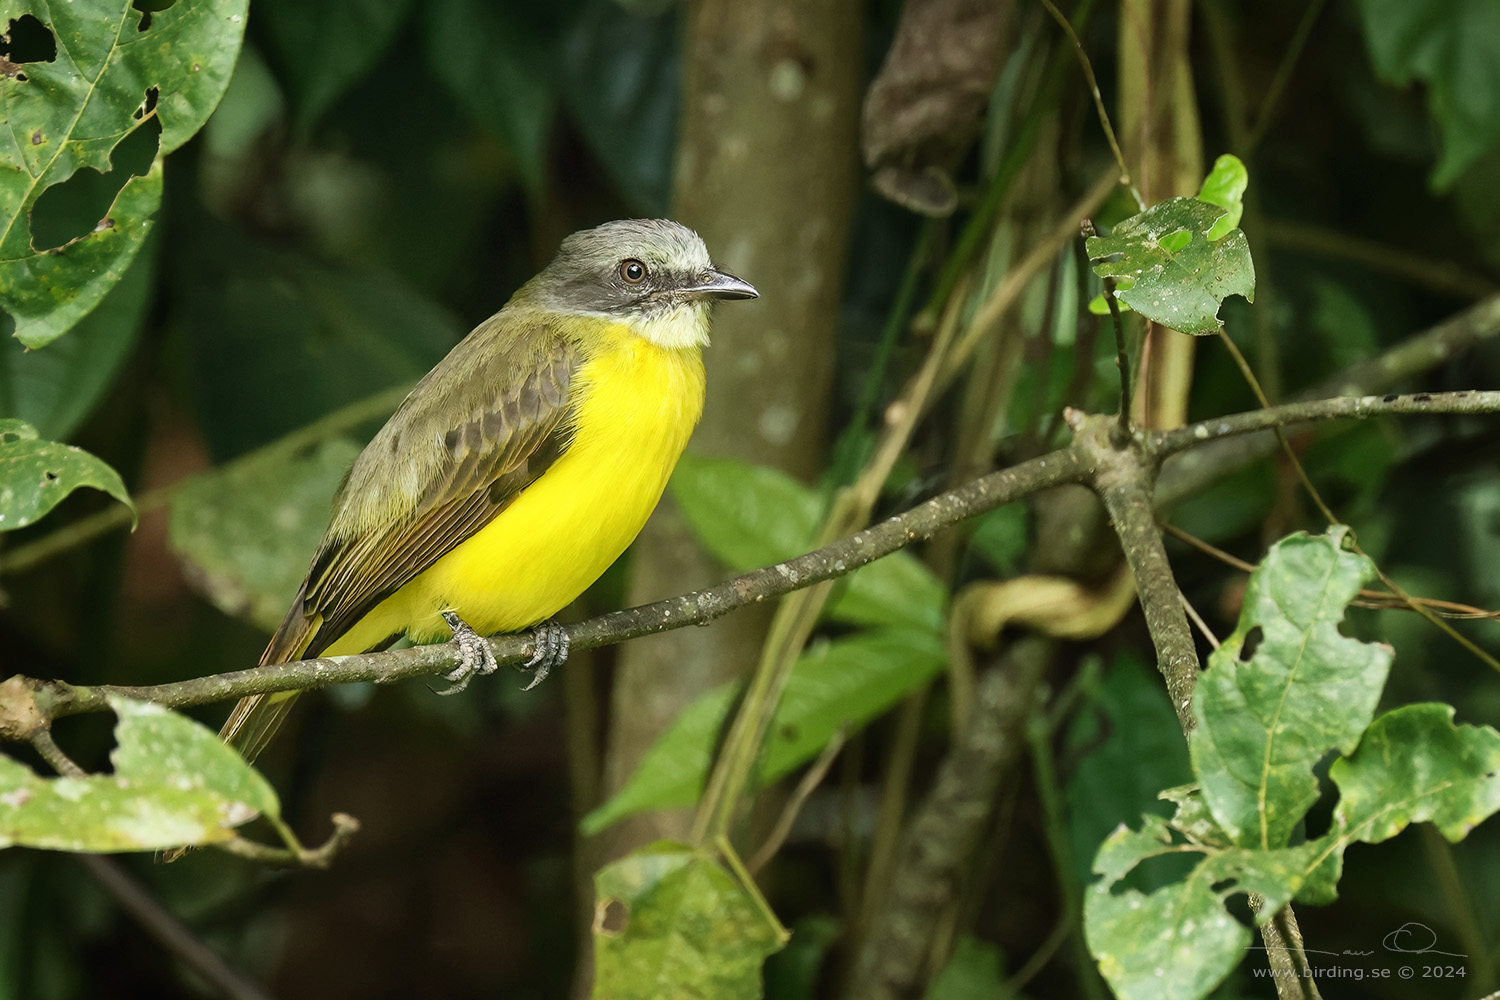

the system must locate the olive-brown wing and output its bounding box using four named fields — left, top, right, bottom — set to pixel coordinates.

left=292, top=330, right=579, bottom=658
